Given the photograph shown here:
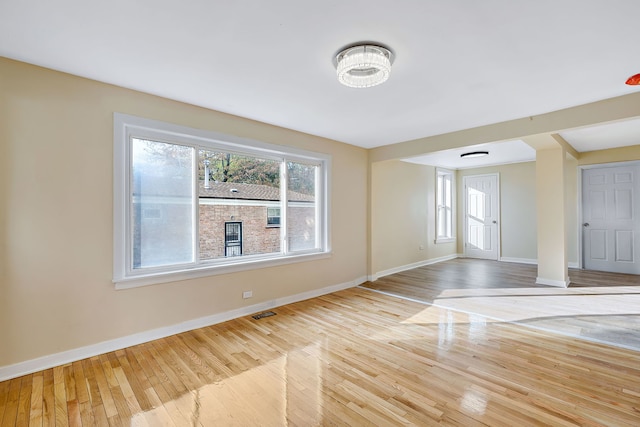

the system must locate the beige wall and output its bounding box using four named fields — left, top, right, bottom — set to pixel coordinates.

left=565, top=154, right=579, bottom=266
left=578, top=145, right=640, bottom=165
left=0, top=58, right=368, bottom=367
left=457, top=162, right=538, bottom=260
left=370, top=160, right=456, bottom=276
